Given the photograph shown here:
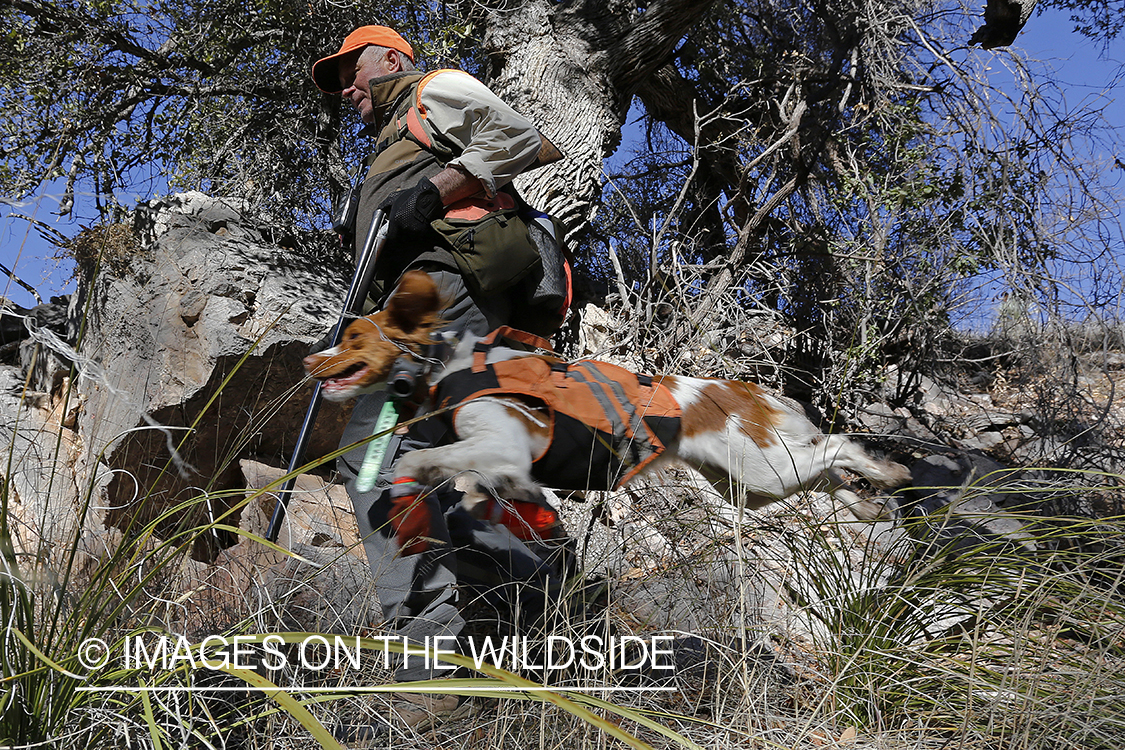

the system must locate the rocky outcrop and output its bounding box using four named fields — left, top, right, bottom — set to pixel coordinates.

left=3, top=193, right=358, bottom=570
left=0, top=365, right=92, bottom=562
left=165, top=460, right=377, bottom=636
left=63, top=192, right=352, bottom=559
